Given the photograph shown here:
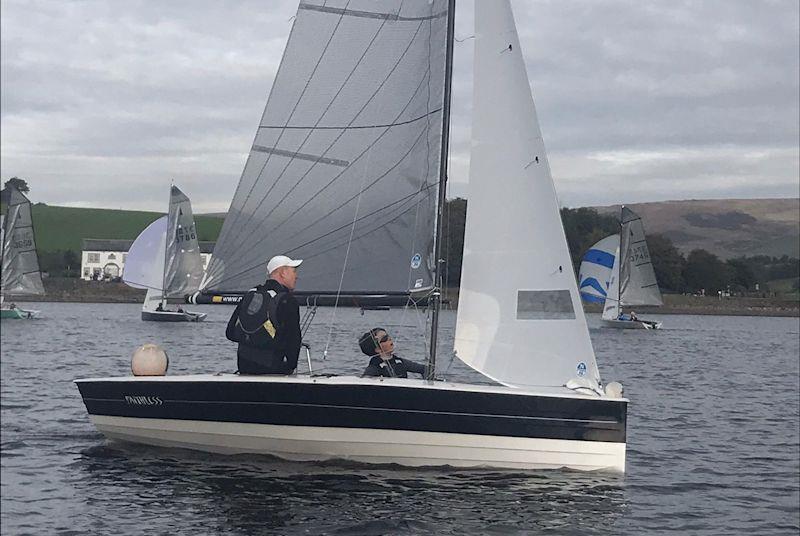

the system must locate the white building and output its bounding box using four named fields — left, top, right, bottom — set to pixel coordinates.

left=81, top=238, right=214, bottom=281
